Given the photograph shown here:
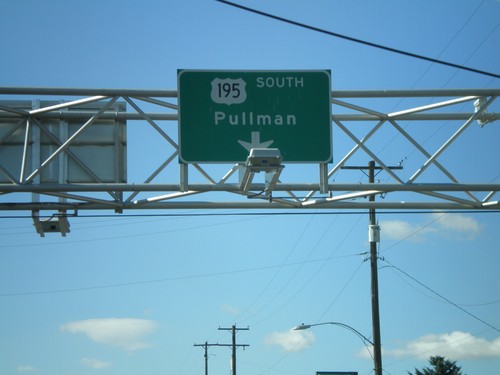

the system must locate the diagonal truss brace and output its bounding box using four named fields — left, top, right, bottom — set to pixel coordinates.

left=0, top=87, right=498, bottom=212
